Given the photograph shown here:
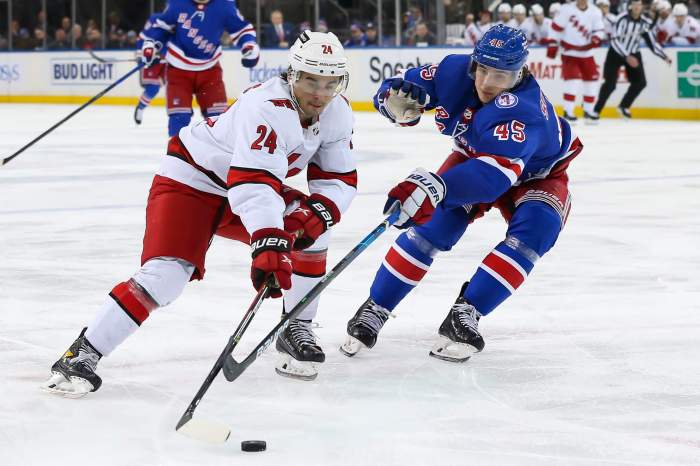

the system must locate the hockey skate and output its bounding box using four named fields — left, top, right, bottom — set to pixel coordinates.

left=340, top=298, right=392, bottom=357
left=563, top=111, right=578, bottom=123
left=429, top=289, right=485, bottom=363
left=133, top=105, right=144, bottom=125
left=275, top=319, right=325, bottom=381
left=41, top=328, right=102, bottom=398
left=583, top=111, right=599, bottom=125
